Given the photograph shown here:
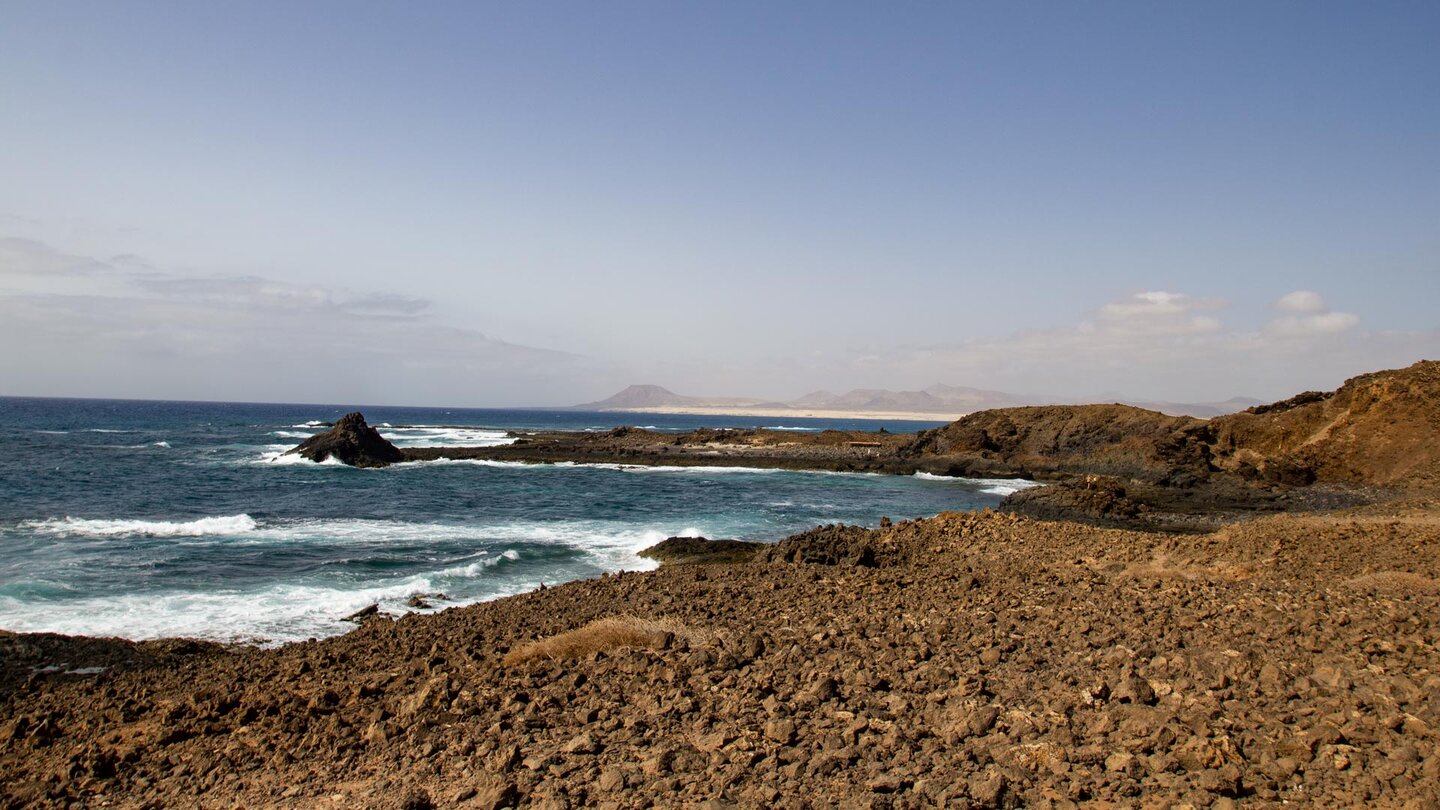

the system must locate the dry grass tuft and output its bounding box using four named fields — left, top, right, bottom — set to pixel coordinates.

left=502, top=615, right=693, bottom=666
left=1341, top=571, right=1440, bottom=594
